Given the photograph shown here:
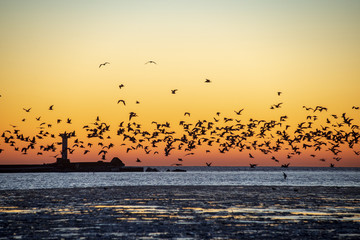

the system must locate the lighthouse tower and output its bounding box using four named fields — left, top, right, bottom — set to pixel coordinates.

left=56, top=132, right=71, bottom=165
